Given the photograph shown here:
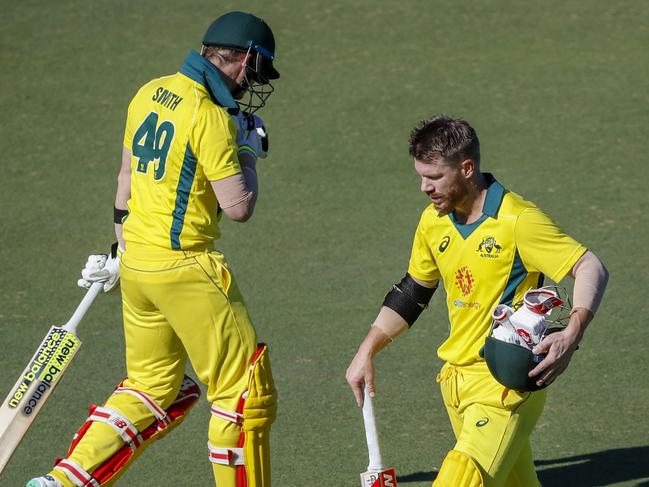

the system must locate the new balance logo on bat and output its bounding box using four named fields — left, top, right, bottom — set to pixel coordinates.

left=8, top=330, right=79, bottom=414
